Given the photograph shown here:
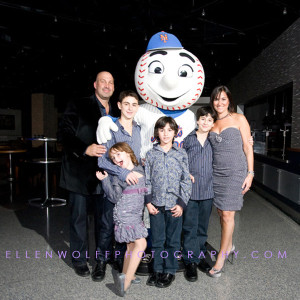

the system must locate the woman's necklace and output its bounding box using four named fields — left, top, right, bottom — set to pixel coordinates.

left=217, top=113, right=230, bottom=120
